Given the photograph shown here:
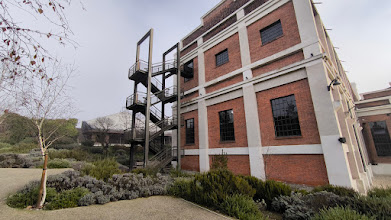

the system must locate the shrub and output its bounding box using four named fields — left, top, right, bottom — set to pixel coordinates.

left=312, top=206, right=375, bottom=220
left=49, top=149, right=98, bottom=161
left=243, top=175, right=292, bottom=208
left=271, top=191, right=349, bottom=220
left=344, top=196, right=391, bottom=220
left=191, top=169, right=255, bottom=208
left=168, top=178, right=193, bottom=200
left=46, top=159, right=72, bottom=168
left=219, top=194, right=266, bottom=220
left=44, top=187, right=89, bottom=210
left=0, top=143, right=38, bottom=154
left=82, top=158, right=121, bottom=181
left=81, top=140, right=94, bottom=147
left=169, top=168, right=193, bottom=178
left=0, top=153, right=33, bottom=168
left=313, top=184, right=358, bottom=197
left=211, top=150, right=228, bottom=170
left=7, top=187, right=57, bottom=209
left=132, top=167, right=159, bottom=177
left=367, top=187, right=391, bottom=198
left=0, top=142, right=12, bottom=149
